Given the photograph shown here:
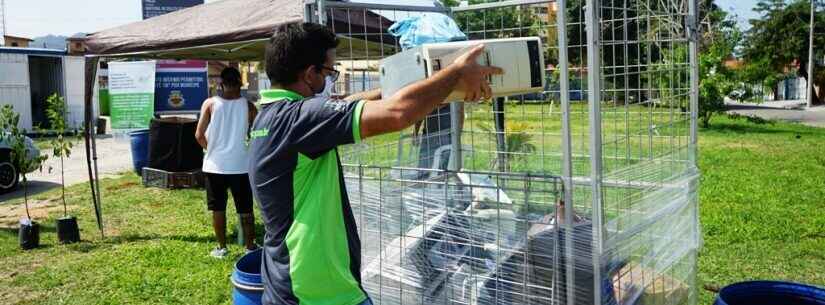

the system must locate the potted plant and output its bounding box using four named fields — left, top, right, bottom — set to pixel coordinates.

left=0, top=105, right=47, bottom=250
left=46, top=94, right=80, bottom=244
